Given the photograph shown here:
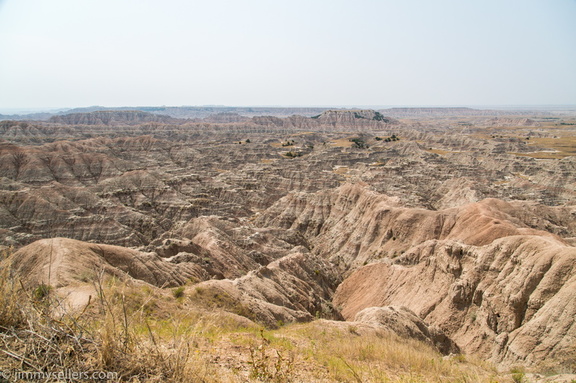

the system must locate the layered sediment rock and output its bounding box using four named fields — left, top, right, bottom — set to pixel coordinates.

left=257, top=184, right=575, bottom=368
left=2, top=108, right=575, bottom=370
